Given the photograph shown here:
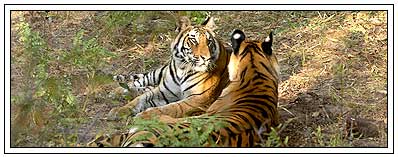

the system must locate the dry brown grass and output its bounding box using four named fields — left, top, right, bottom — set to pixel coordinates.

left=10, top=11, right=387, bottom=147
